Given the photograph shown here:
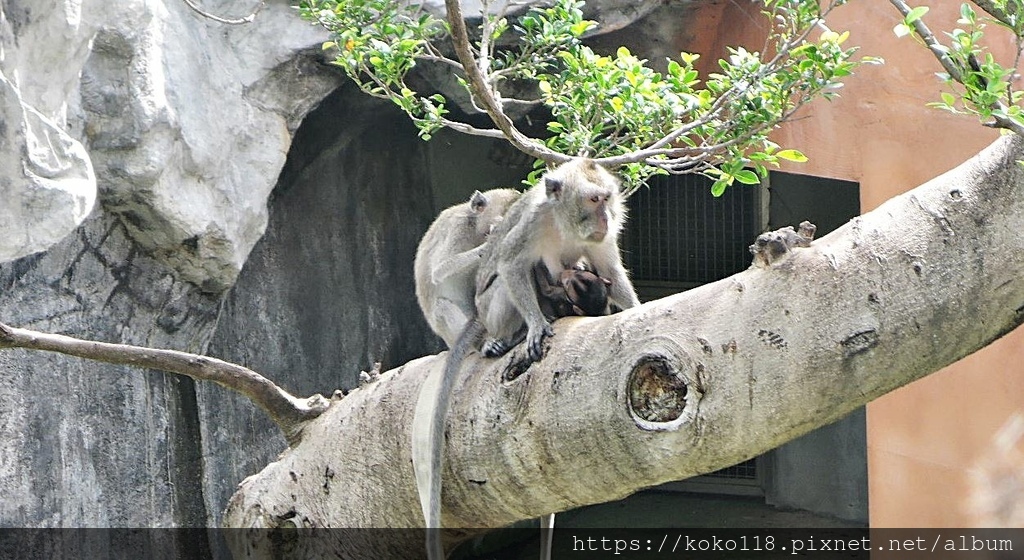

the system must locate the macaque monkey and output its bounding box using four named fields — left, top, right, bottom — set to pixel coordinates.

left=476, top=158, right=640, bottom=360
left=412, top=187, right=519, bottom=559
left=414, top=159, right=640, bottom=560
left=414, top=188, right=522, bottom=347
